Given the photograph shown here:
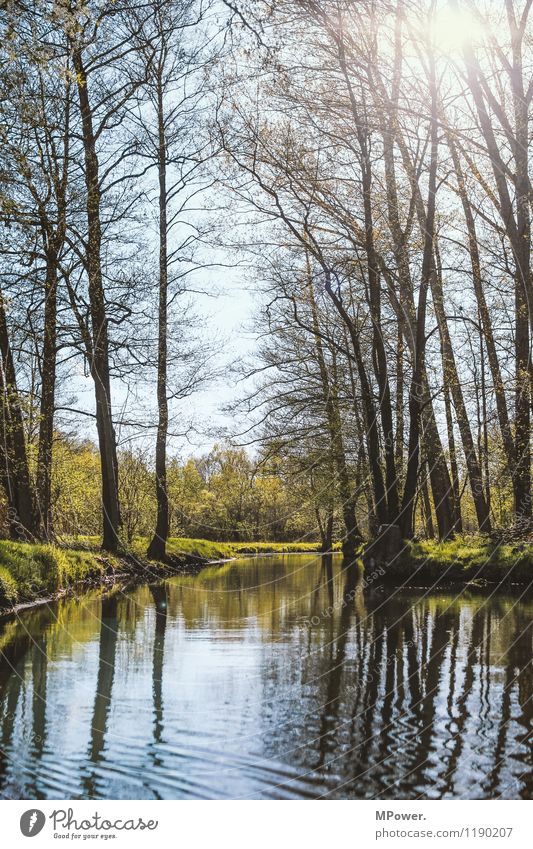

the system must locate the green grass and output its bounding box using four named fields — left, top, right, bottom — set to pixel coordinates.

left=396, top=535, right=533, bottom=583
left=128, top=536, right=335, bottom=562
left=1, top=532, right=531, bottom=610
left=0, top=535, right=336, bottom=611
left=69, top=535, right=333, bottom=561
left=0, top=540, right=107, bottom=608
left=168, top=538, right=337, bottom=559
